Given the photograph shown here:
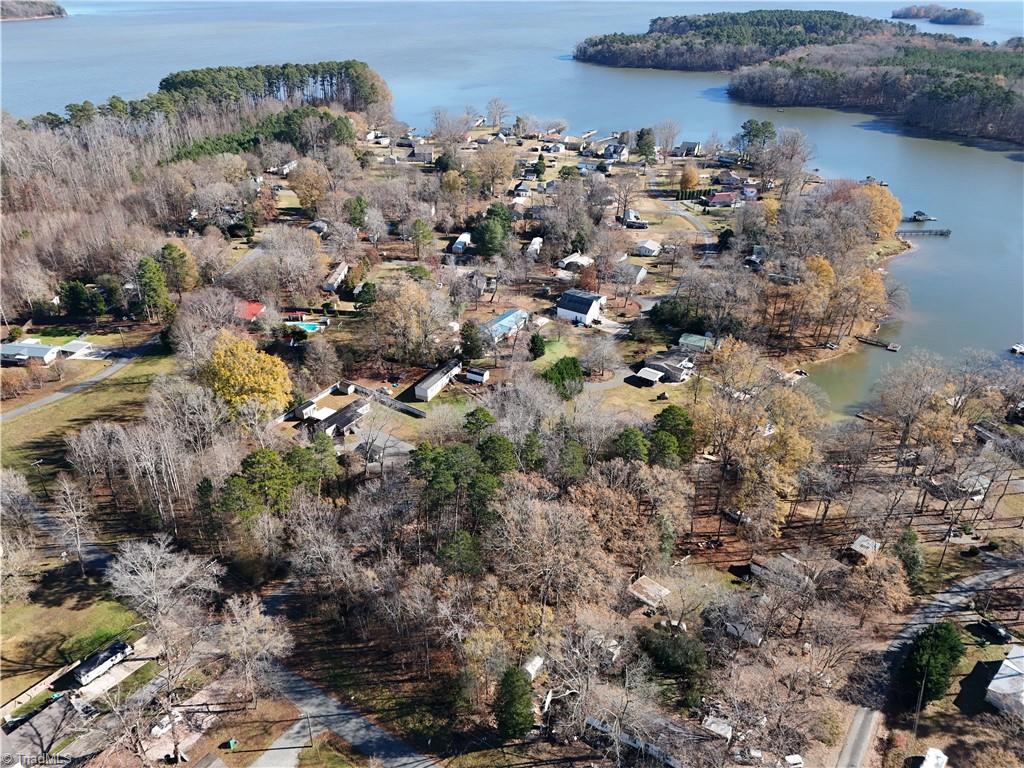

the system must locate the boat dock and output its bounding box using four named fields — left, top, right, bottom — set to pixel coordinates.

left=895, top=229, right=951, bottom=237
left=855, top=336, right=901, bottom=352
